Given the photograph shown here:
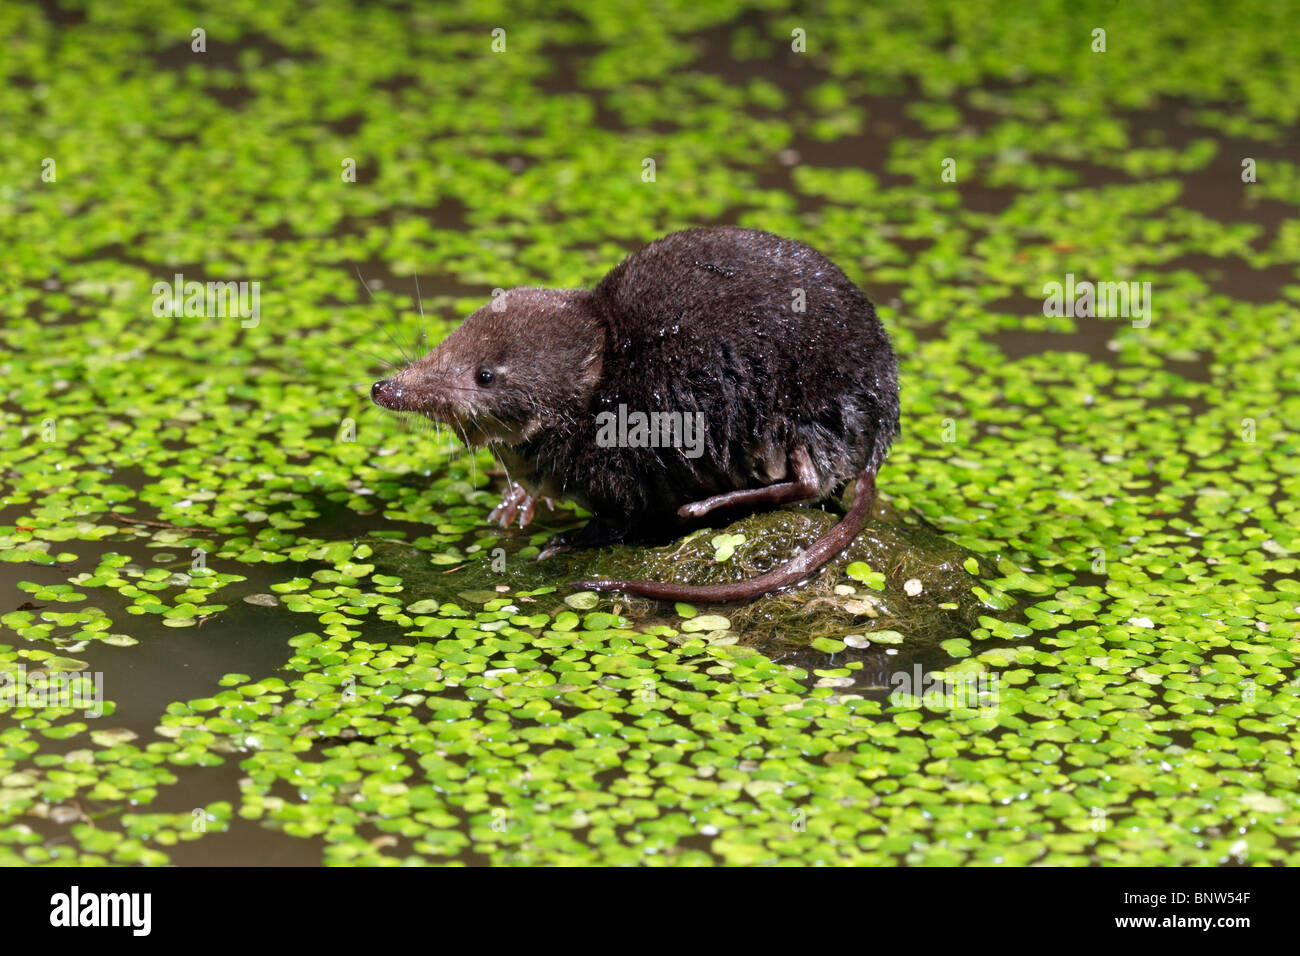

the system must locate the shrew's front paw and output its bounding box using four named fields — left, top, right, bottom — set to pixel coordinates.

left=489, top=483, right=553, bottom=529
left=536, top=532, right=574, bottom=562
